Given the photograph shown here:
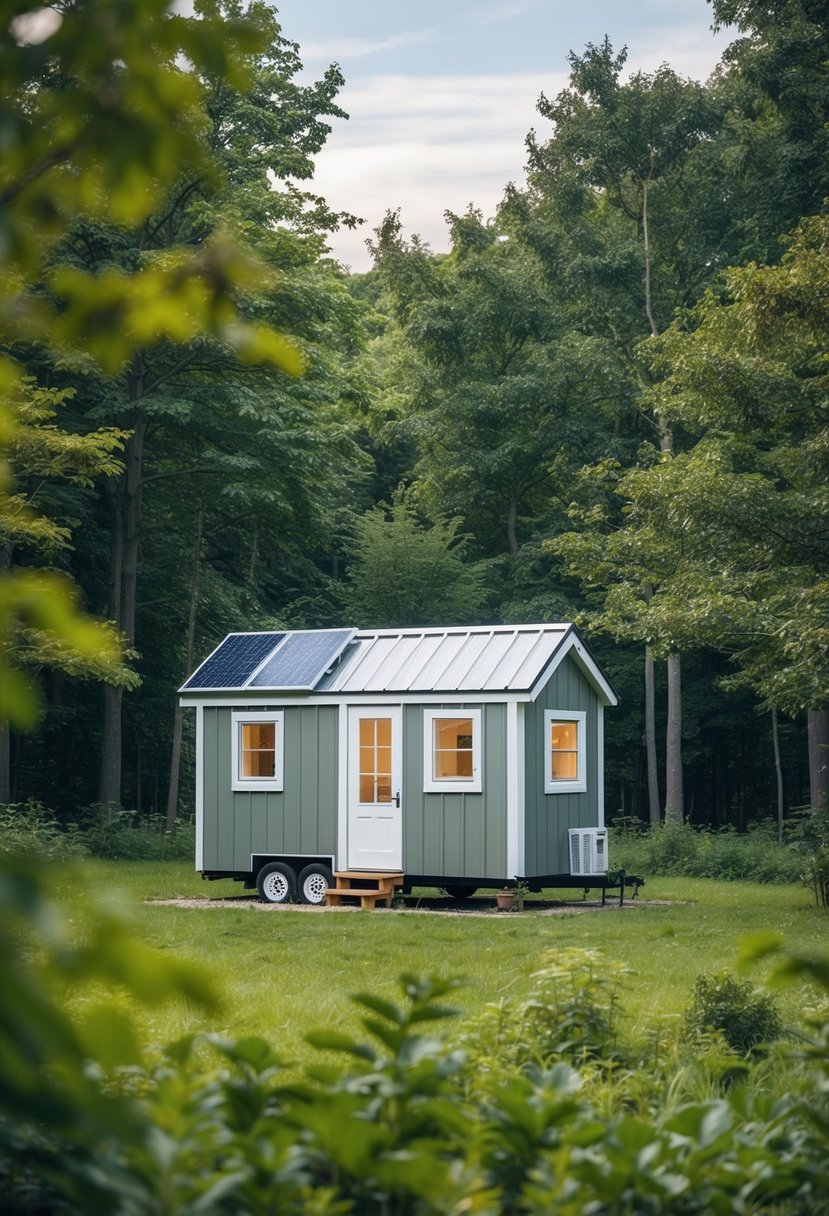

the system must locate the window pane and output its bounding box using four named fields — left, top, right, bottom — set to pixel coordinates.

left=359, top=774, right=375, bottom=802
left=549, top=719, right=579, bottom=782
left=359, top=746, right=375, bottom=775
left=436, top=717, right=472, bottom=748
left=359, top=718, right=374, bottom=746
left=376, top=779, right=392, bottom=803
left=240, top=721, right=277, bottom=779
left=432, top=716, right=474, bottom=782
left=376, top=746, right=391, bottom=775
left=551, top=751, right=578, bottom=780
left=376, top=717, right=392, bottom=746
left=551, top=723, right=576, bottom=751
left=243, top=722, right=274, bottom=750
